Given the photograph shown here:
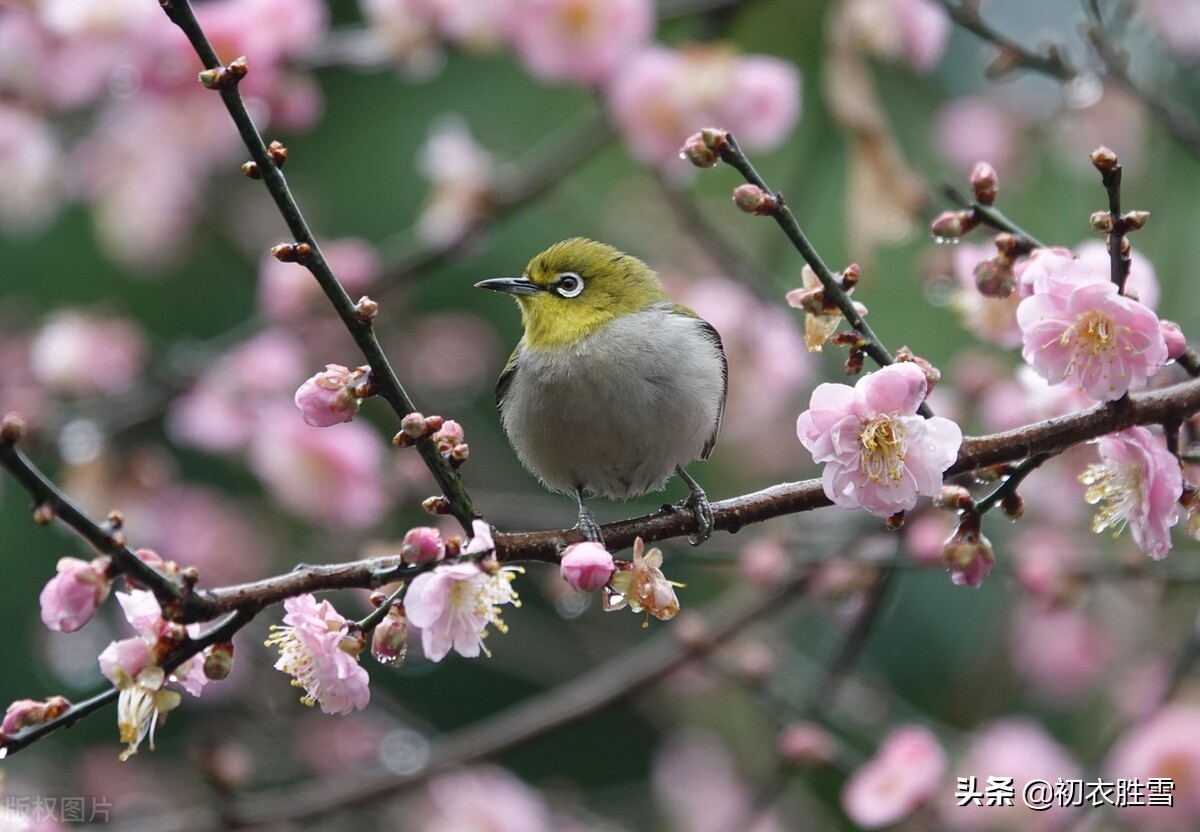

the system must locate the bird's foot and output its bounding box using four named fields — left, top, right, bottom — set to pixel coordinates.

left=675, top=466, right=713, bottom=546
left=576, top=505, right=605, bottom=545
